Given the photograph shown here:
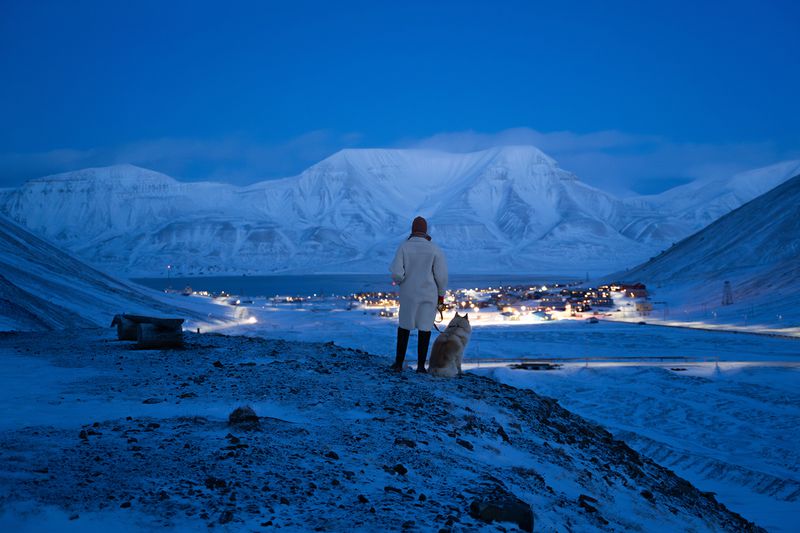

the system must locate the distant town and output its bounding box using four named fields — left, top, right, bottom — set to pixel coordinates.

left=177, top=279, right=657, bottom=324
left=351, top=282, right=652, bottom=323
